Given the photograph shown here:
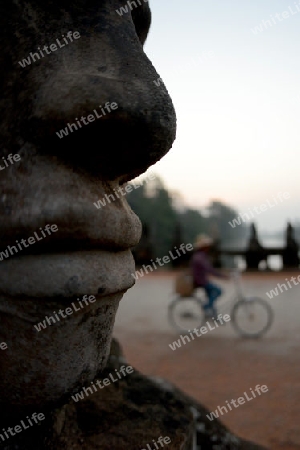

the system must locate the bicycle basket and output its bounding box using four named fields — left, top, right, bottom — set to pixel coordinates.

left=175, top=271, right=194, bottom=297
